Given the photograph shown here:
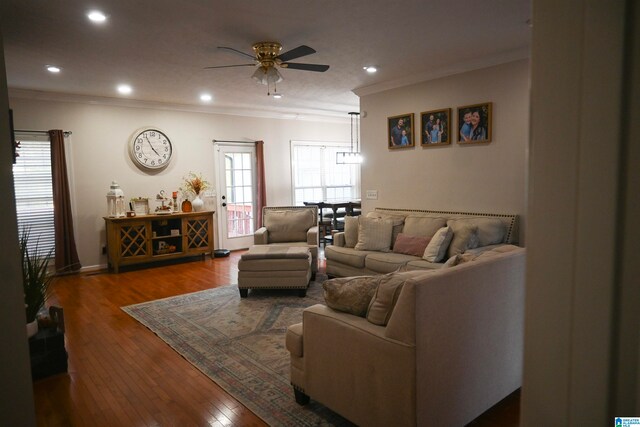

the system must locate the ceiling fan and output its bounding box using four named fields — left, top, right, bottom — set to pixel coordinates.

left=205, top=42, right=330, bottom=95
